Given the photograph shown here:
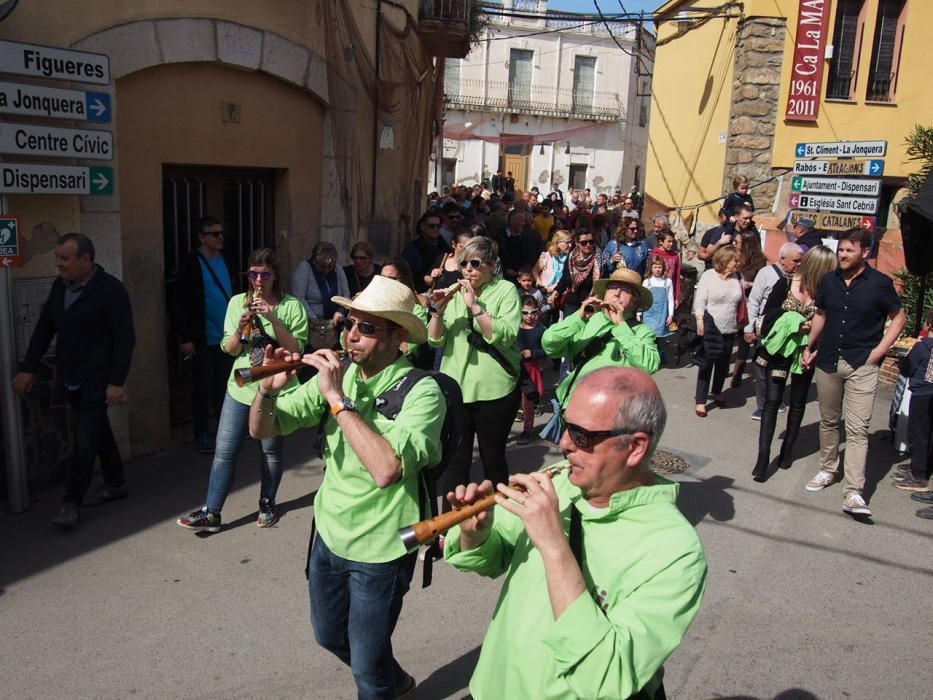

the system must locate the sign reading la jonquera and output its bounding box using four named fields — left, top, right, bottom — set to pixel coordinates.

left=785, top=0, right=832, bottom=122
